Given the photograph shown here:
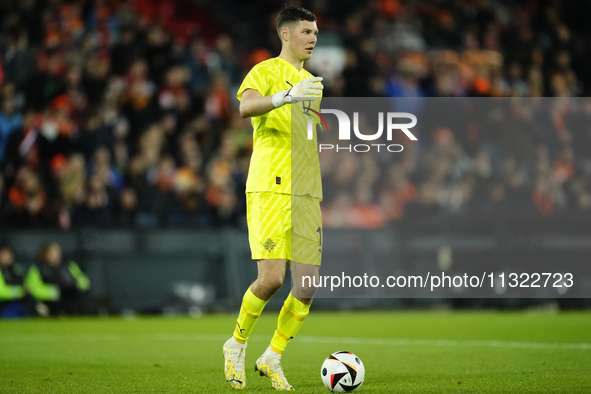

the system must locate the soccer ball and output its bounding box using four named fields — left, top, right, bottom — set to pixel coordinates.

left=320, top=351, right=365, bottom=392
